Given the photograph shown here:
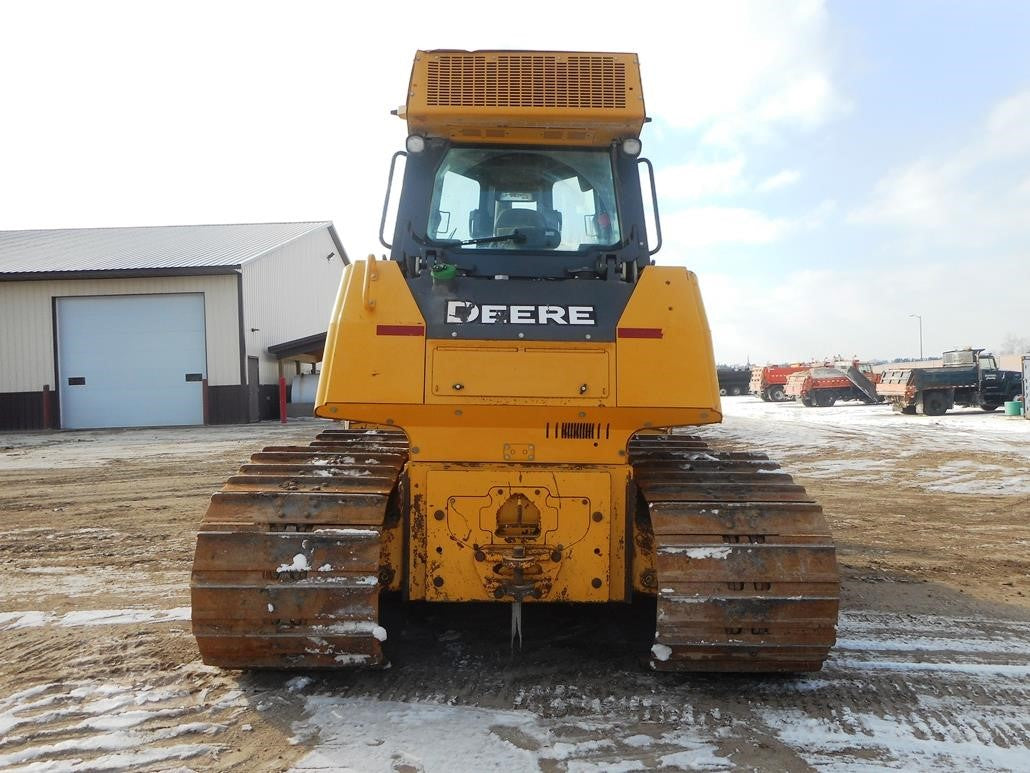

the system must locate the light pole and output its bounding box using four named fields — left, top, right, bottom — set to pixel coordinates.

left=909, top=314, right=923, bottom=360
